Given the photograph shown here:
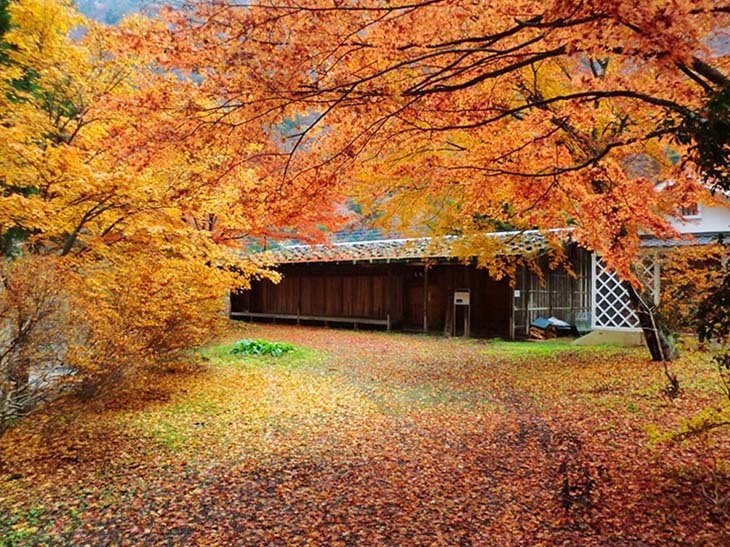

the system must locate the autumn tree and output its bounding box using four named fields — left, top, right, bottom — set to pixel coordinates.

left=121, top=0, right=728, bottom=361
left=0, top=0, right=247, bottom=427
left=0, top=0, right=340, bottom=433
left=660, top=242, right=728, bottom=335
left=660, top=241, right=730, bottom=399
left=697, top=271, right=730, bottom=402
